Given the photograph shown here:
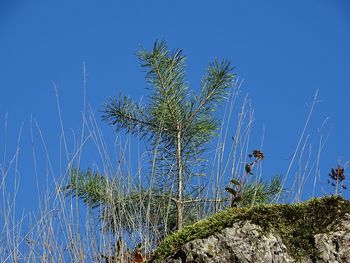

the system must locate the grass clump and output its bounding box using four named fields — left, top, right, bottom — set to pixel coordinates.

left=149, top=195, right=350, bottom=262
